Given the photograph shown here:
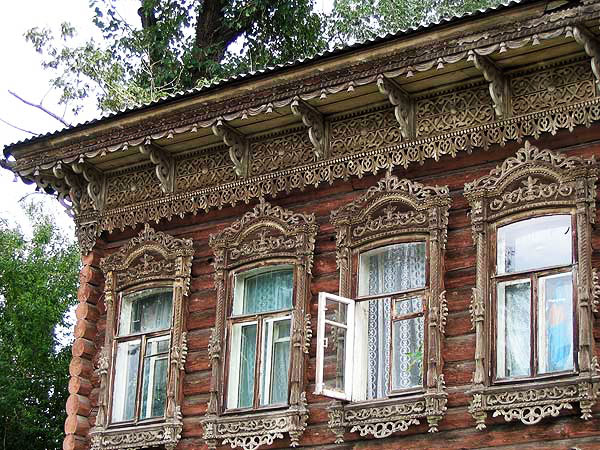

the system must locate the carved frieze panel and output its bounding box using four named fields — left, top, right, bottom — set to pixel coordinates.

left=249, top=129, right=315, bottom=176
left=511, top=61, right=595, bottom=116
left=329, top=107, right=401, bottom=157
left=416, top=85, right=495, bottom=137
left=105, top=166, right=163, bottom=209
left=464, top=141, right=599, bottom=430
left=175, top=146, right=236, bottom=191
